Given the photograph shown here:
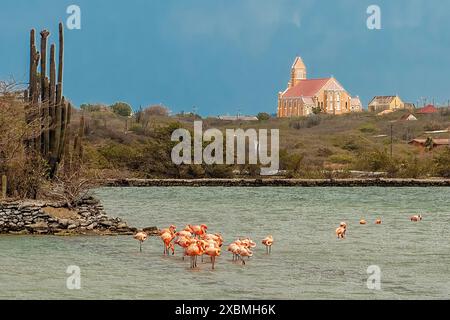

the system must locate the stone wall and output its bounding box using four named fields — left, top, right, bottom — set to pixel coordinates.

left=101, top=178, right=450, bottom=187
left=0, top=196, right=137, bottom=236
